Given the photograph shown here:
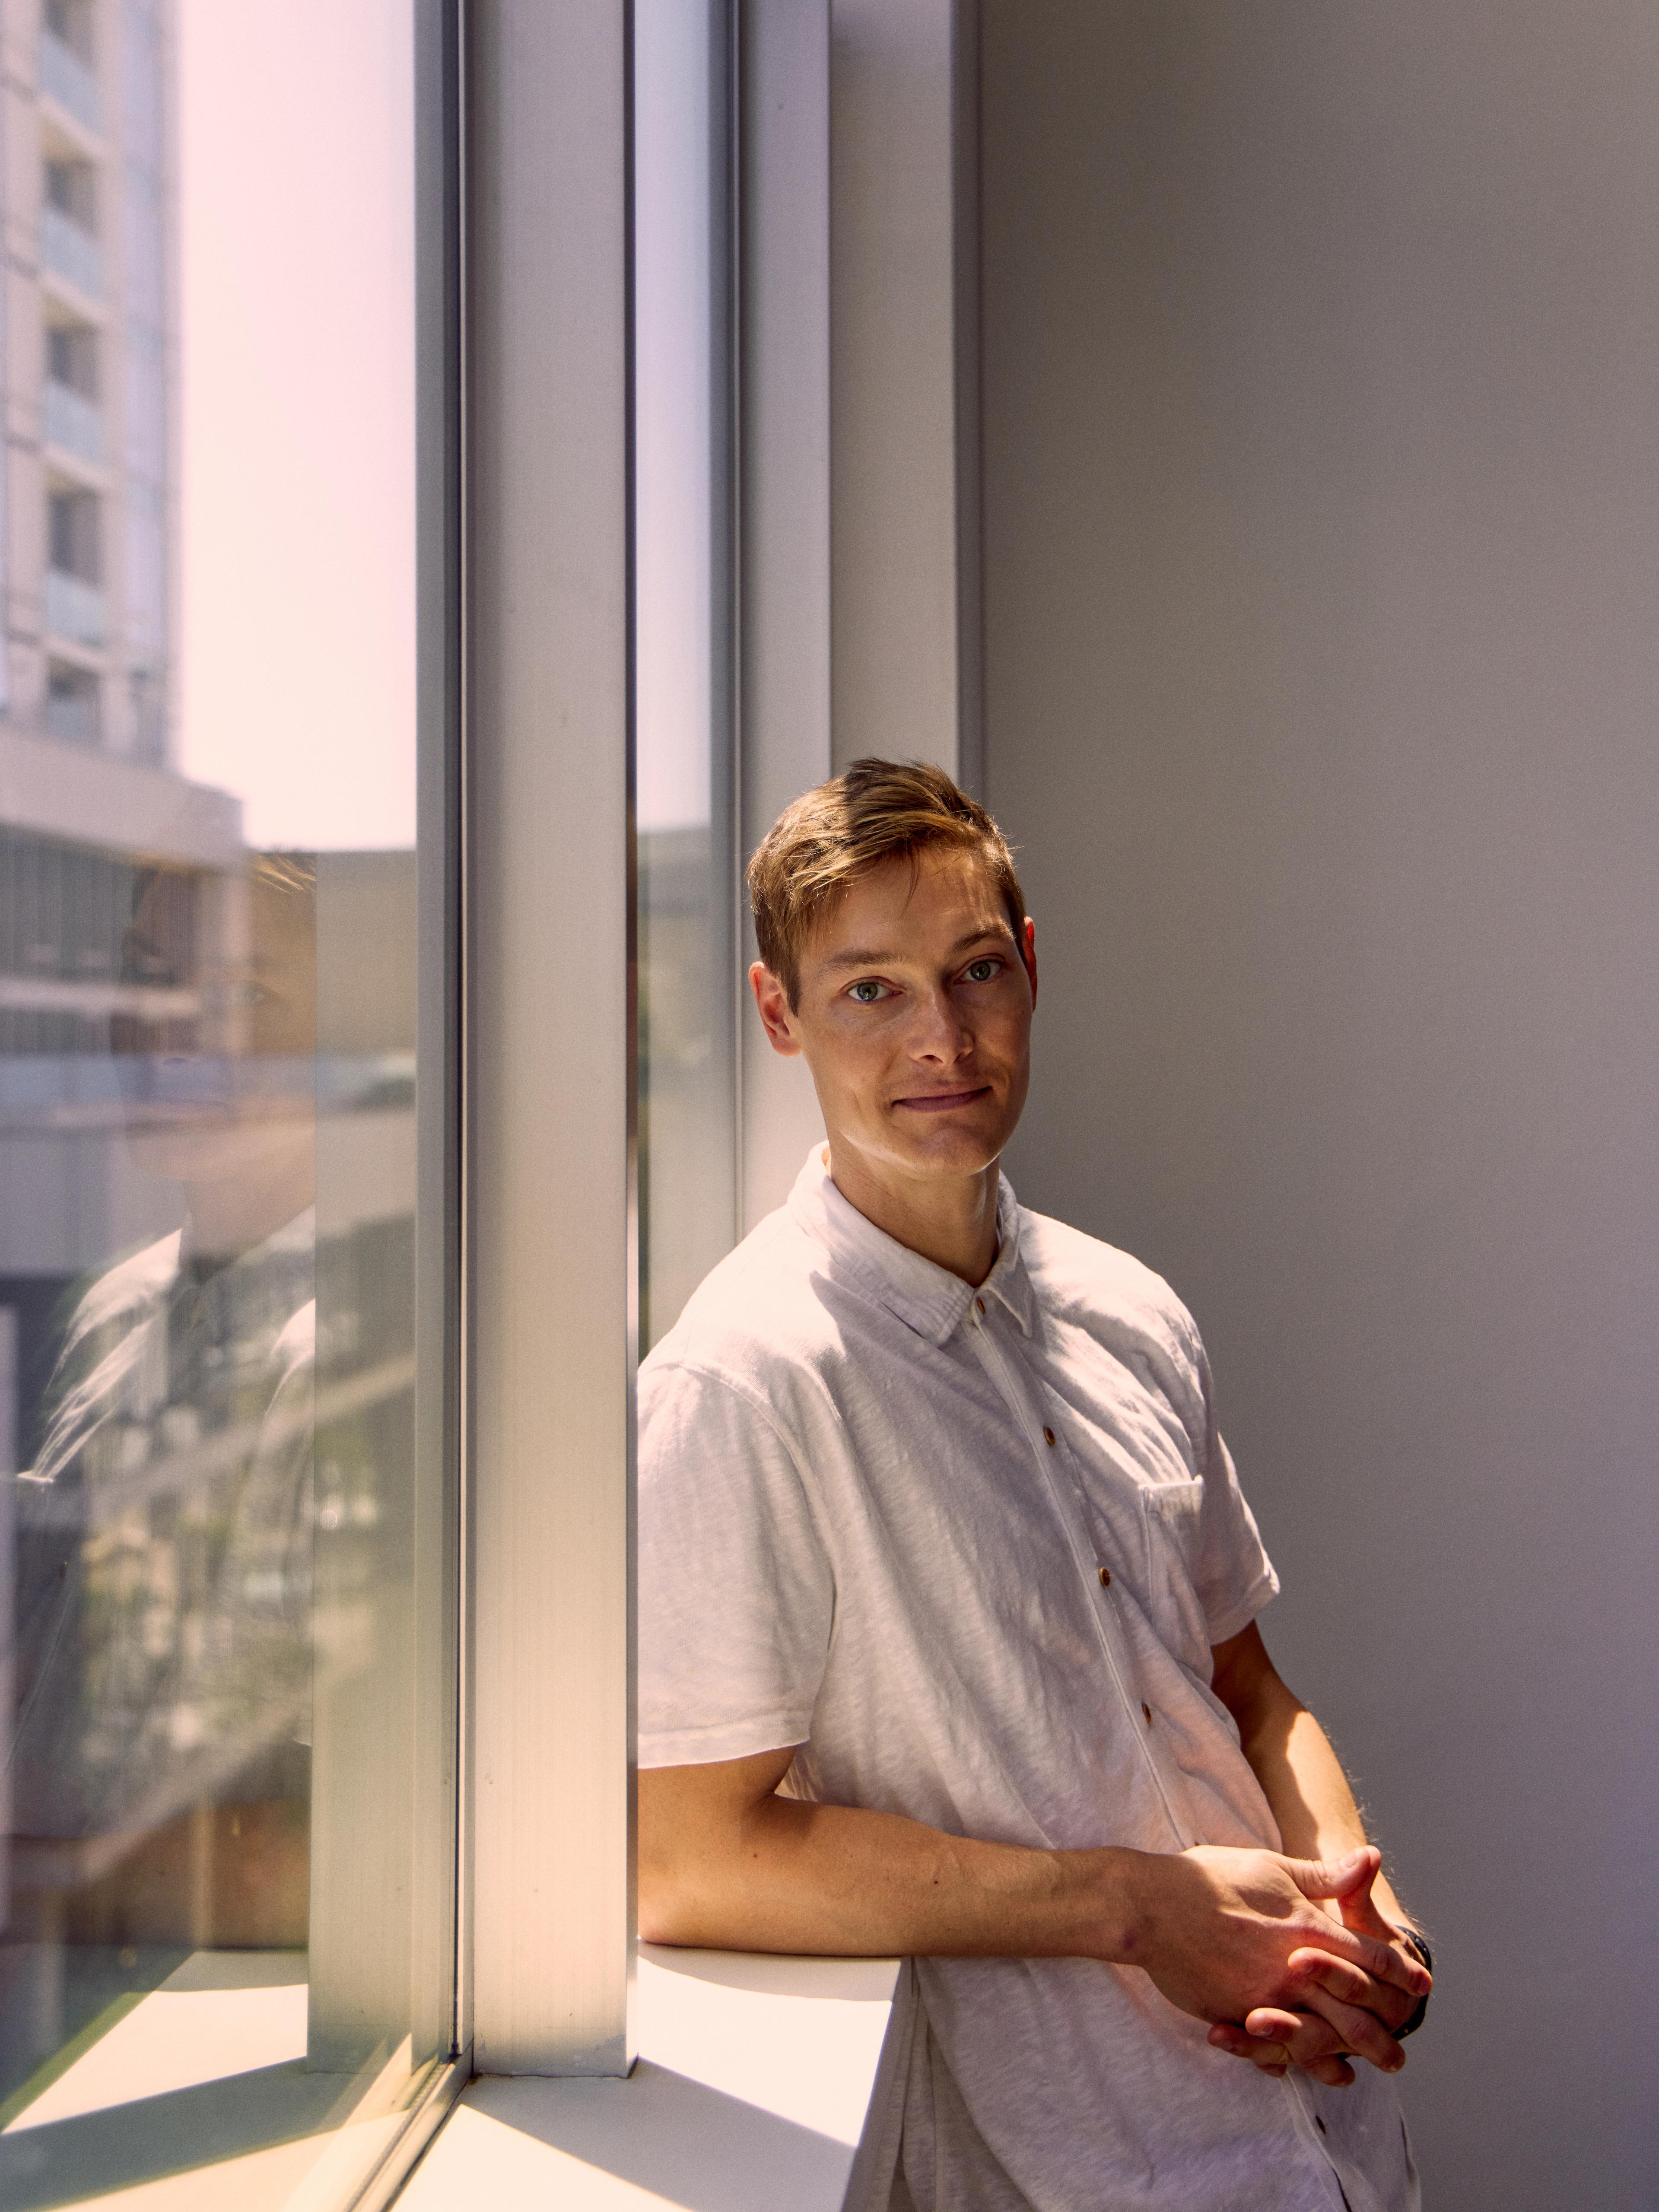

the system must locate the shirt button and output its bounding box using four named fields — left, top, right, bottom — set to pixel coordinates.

left=1141, top=1702, right=1152, bottom=1725
left=1042, top=1425, right=1055, bottom=1446
left=975, top=1297, right=986, bottom=1315
left=1098, top=1566, right=1111, bottom=1588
